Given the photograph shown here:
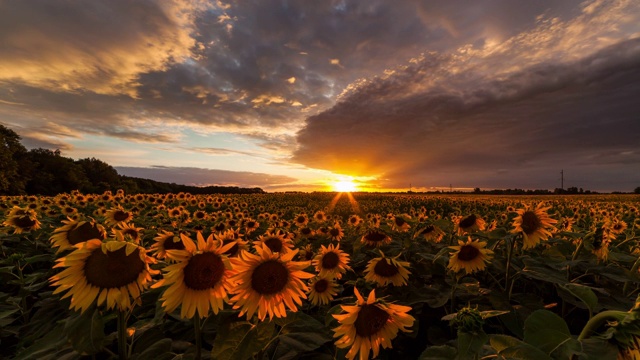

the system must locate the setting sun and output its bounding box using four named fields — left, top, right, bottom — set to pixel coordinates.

left=332, top=179, right=357, bottom=192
